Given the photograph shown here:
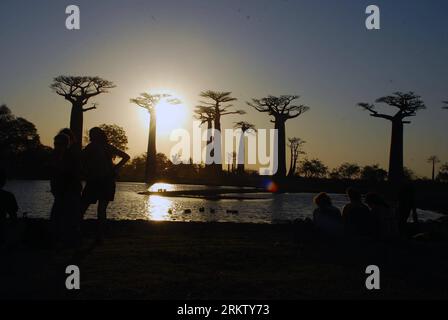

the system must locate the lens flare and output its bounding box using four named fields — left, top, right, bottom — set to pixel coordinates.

left=265, top=180, right=279, bottom=193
